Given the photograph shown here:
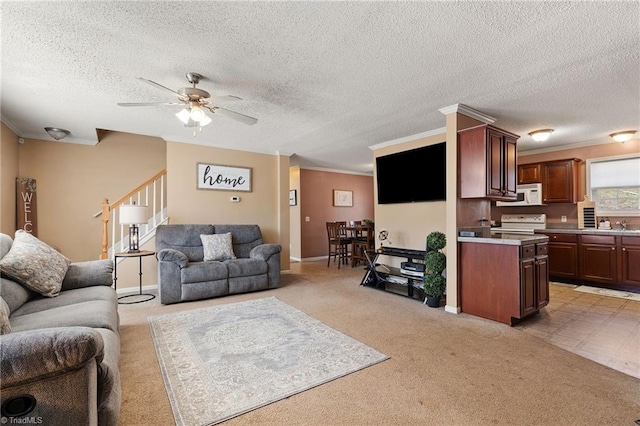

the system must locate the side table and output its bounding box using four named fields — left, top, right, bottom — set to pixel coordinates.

left=114, top=250, right=156, bottom=304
